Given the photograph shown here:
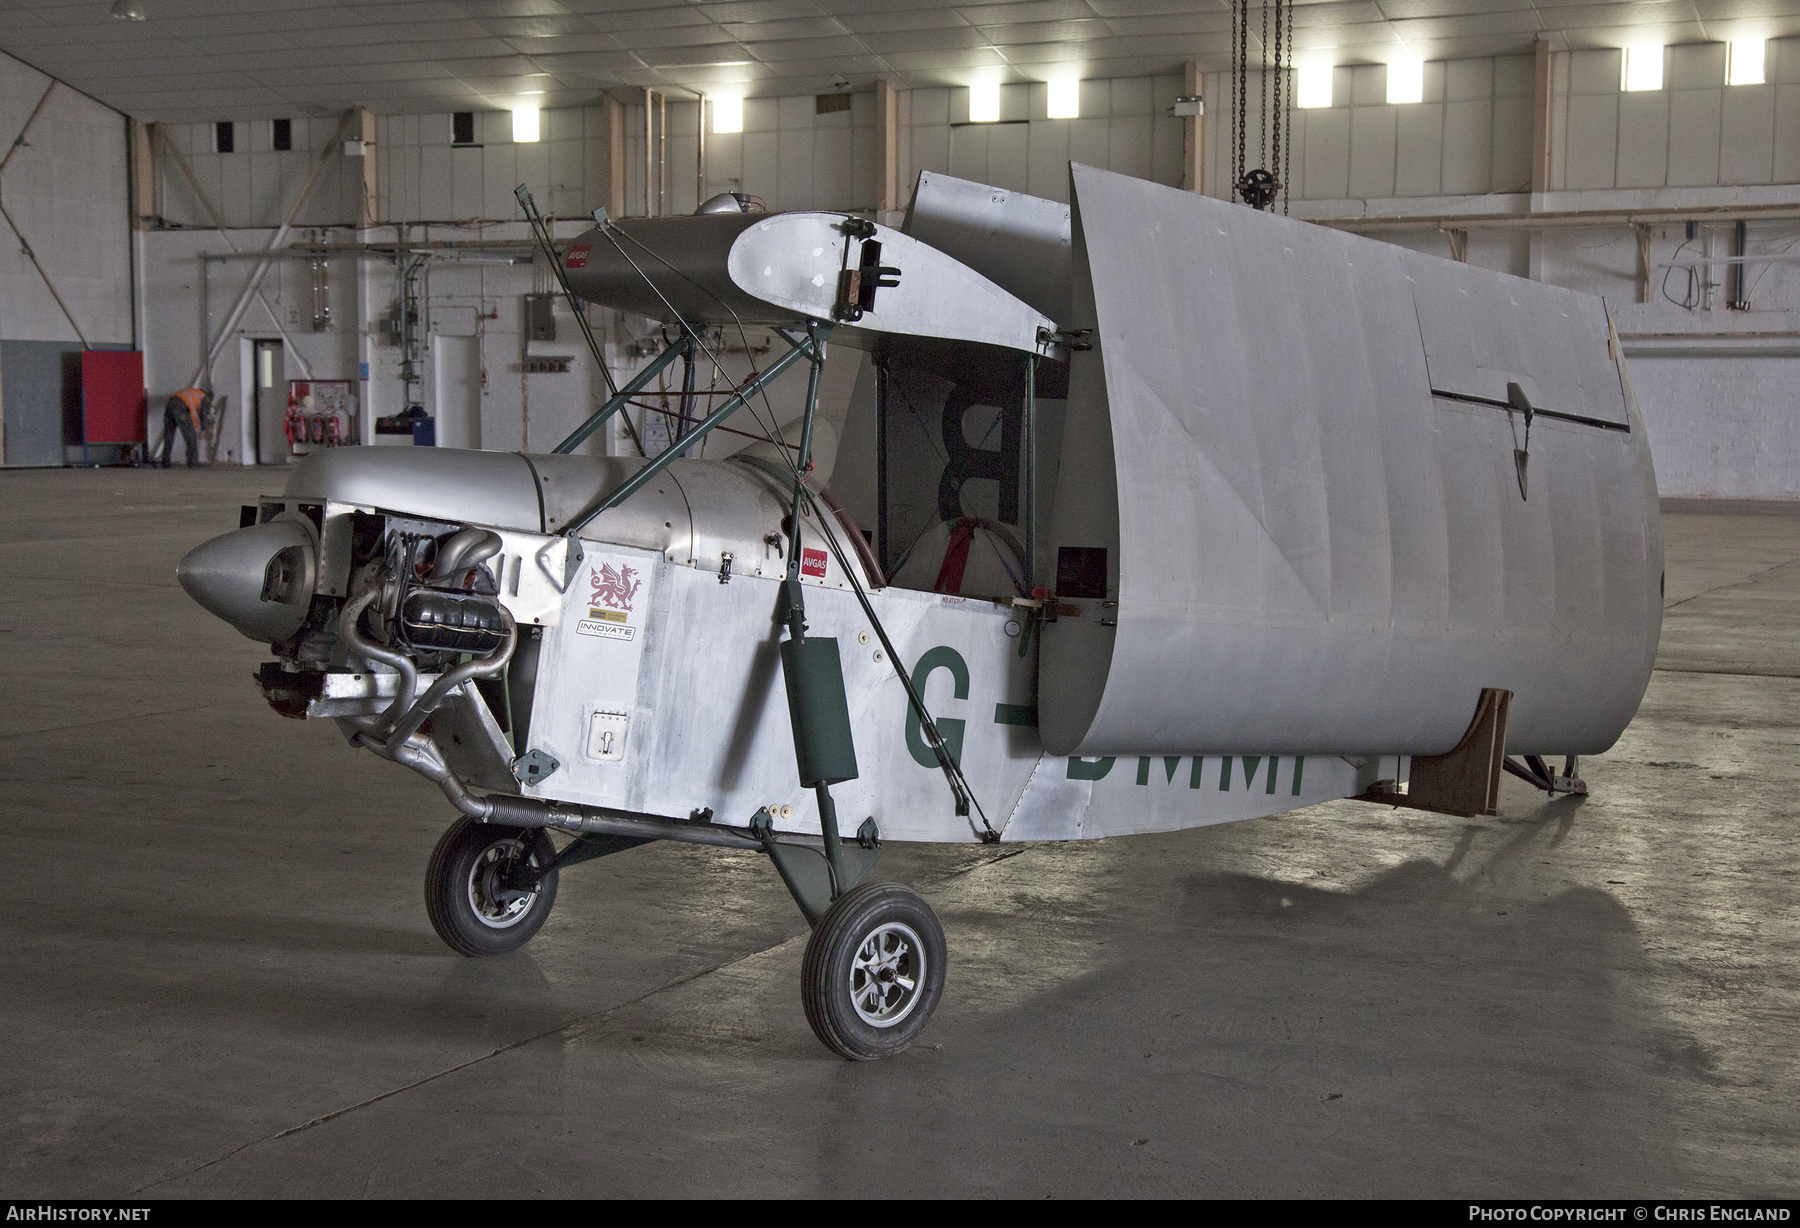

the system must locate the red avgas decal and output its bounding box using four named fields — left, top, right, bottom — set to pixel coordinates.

left=565, top=244, right=591, bottom=269
left=801, top=548, right=828, bottom=578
